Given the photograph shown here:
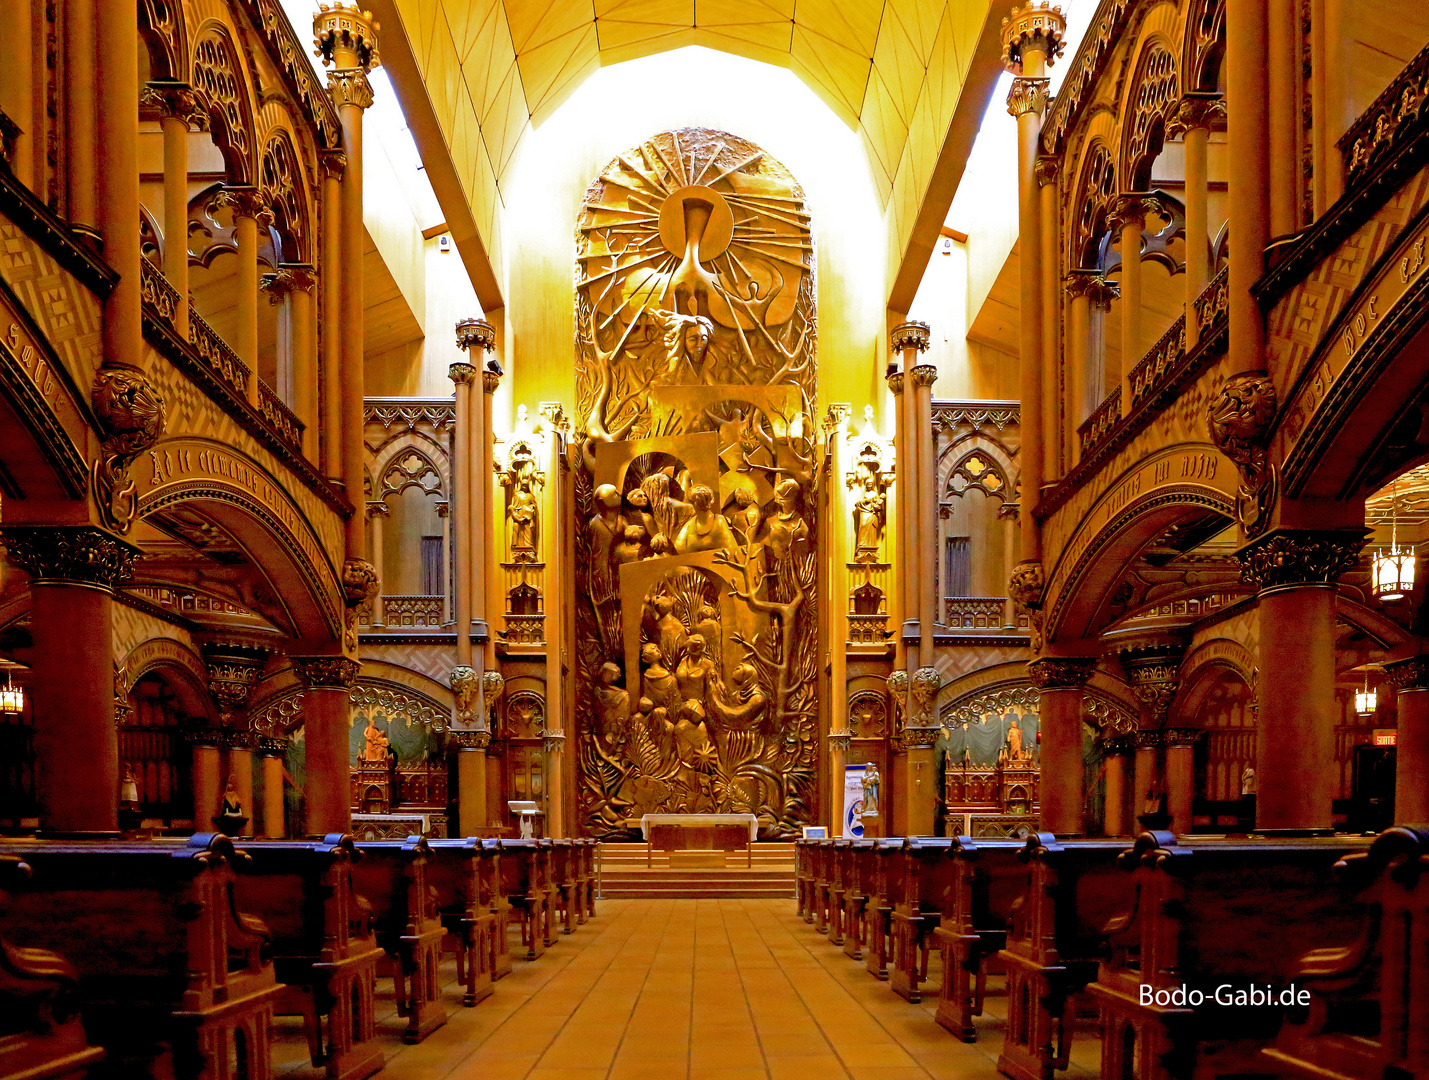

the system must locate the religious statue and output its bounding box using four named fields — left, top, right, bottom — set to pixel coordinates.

left=624, top=487, right=661, bottom=549
left=639, top=642, right=682, bottom=718
left=593, top=662, right=630, bottom=749
left=674, top=485, right=735, bottom=553
left=1006, top=721, right=1025, bottom=761
left=765, top=478, right=809, bottom=563
left=651, top=594, right=688, bottom=668
left=361, top=717, right=391, bottom=762
left=1240, top=764, right=1257, bottom=796
left=860, top=762, right=880, bottom=817
left=213, top=774, right=247, bottom=835
left=502, top=441, right=544, bottom=561
left=613, top=524, right=647, bottom=565
left=588, top=484, right=623, bottom=606
left=849, top=444, right=888, bottom=563
left=675, top=633, right=721, bottom=719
